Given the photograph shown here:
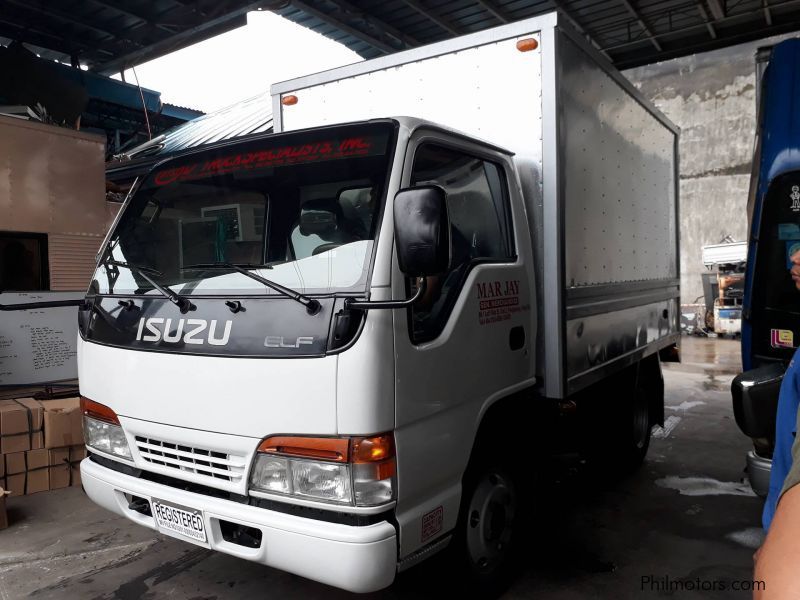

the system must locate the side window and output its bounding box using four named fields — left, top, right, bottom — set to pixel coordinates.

left=409, top=143, right=514, bottom=342
left=0, top=232, right=49, bottom=291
